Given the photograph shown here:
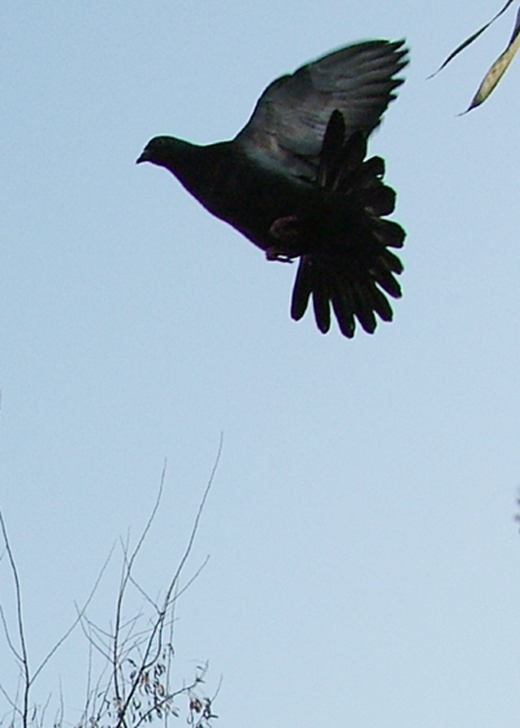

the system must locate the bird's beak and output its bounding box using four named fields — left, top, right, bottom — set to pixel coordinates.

left=136, top=151, right=148, bottom=164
